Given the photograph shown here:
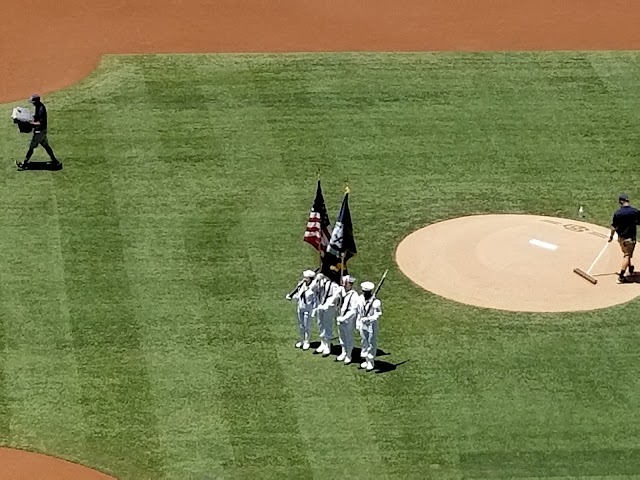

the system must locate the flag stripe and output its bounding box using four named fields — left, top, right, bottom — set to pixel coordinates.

left=303, top=180, right=332, bottom=253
